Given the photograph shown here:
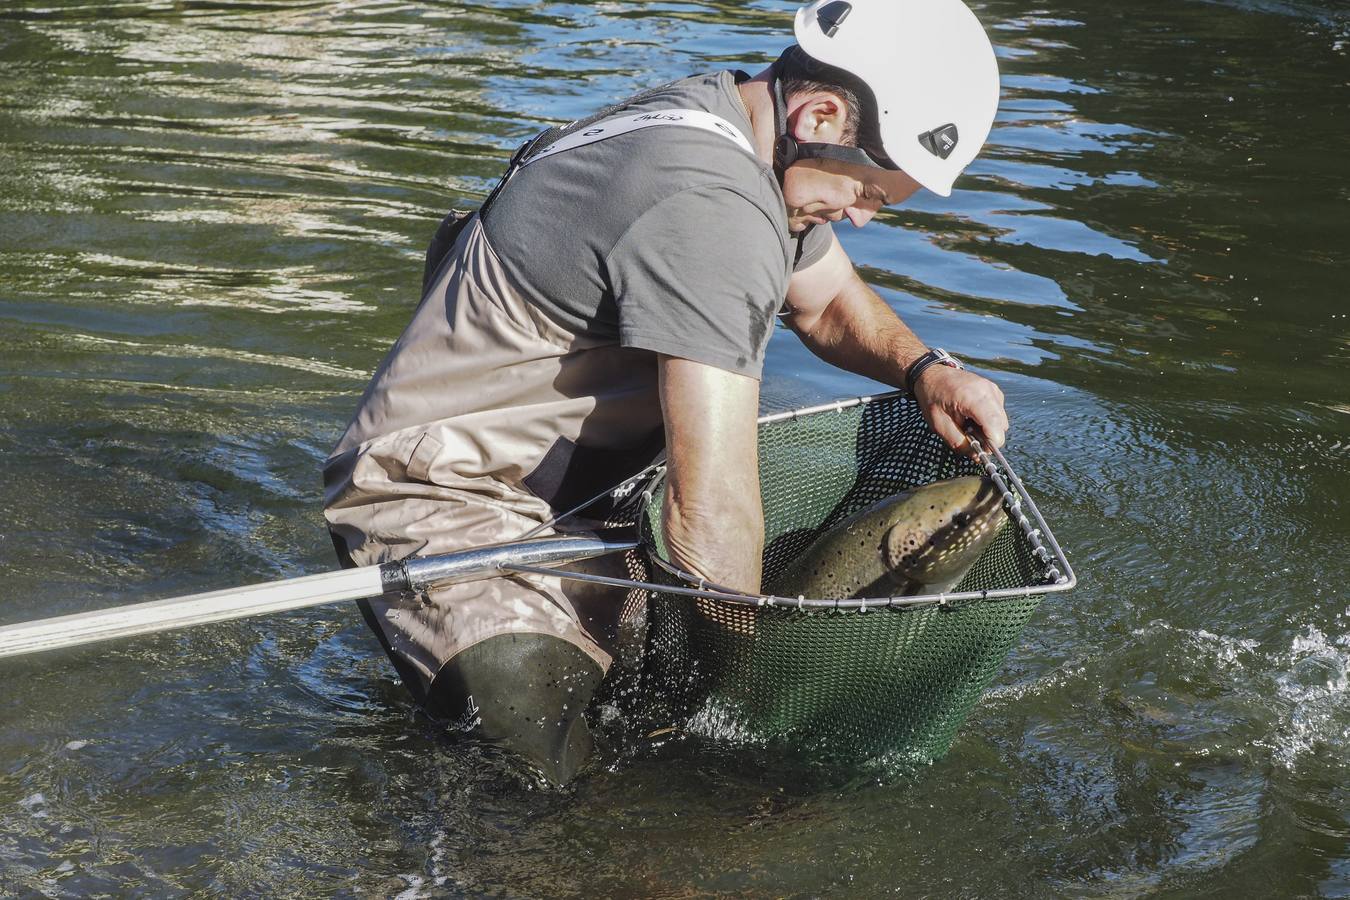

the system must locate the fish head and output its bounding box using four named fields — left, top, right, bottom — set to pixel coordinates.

left=880, top=476, right=1007, bottom=590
